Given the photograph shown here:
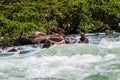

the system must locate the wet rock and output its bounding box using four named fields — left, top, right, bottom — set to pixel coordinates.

left=65, top=38, right=77, bottom=44
left=7, top=48, right=17, bottom=52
